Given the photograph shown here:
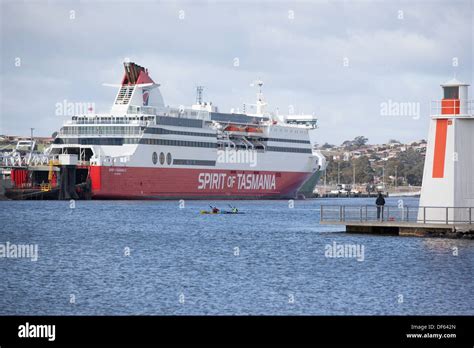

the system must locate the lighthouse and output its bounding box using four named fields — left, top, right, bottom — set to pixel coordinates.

left=418, top=78, right=474, bottom=223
